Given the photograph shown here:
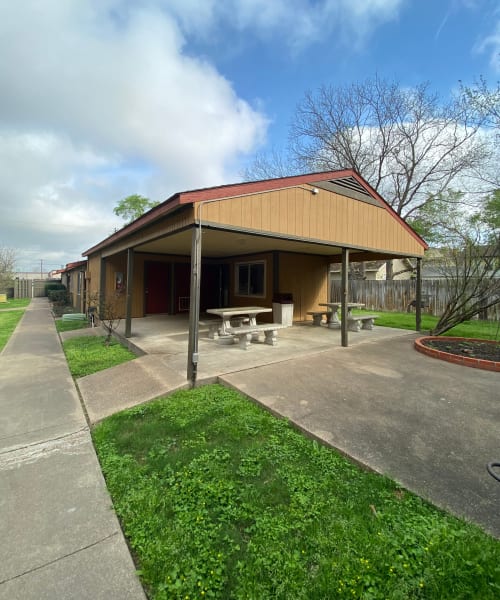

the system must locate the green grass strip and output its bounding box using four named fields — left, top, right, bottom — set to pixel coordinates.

left=0, top=310, right=25, bottom=351
left=353, top=310, right=499, bottom=340
left=62, top=335, right=136, bottom=378
left=0, top=298, right=31, bottom=310
left=56, top=319, right=91, bottom=333
left=93, top=384, right=500, bottom=600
